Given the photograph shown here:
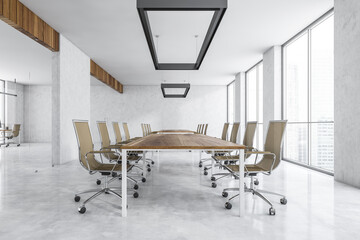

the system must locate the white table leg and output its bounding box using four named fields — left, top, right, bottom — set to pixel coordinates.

left=143, top=151, right=147, bottom=178
left=122, top=150, right=127, bottom=217
left=239, top=149, right=245, bottom=217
